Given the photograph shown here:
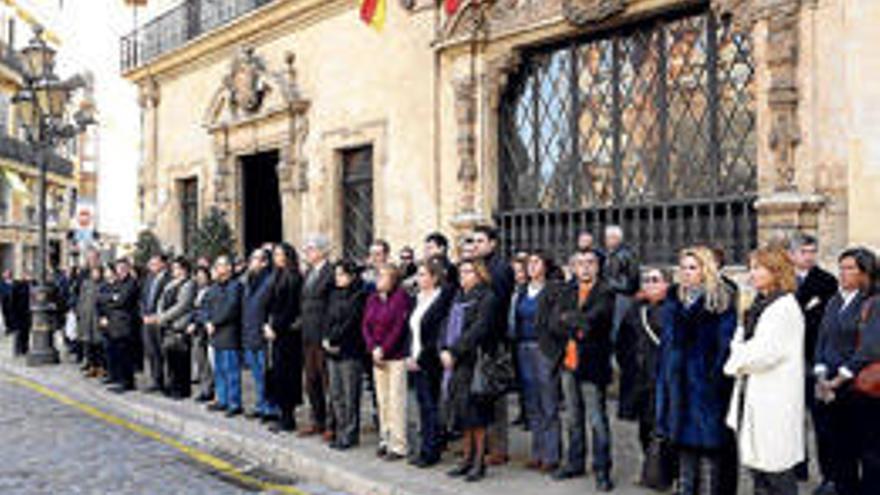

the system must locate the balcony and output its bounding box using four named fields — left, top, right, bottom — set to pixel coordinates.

left=0, top=134, right=74, bottom=177
left=0, top=41, right=24, bottom=79
left=120, top=0, right=275, bottom=73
